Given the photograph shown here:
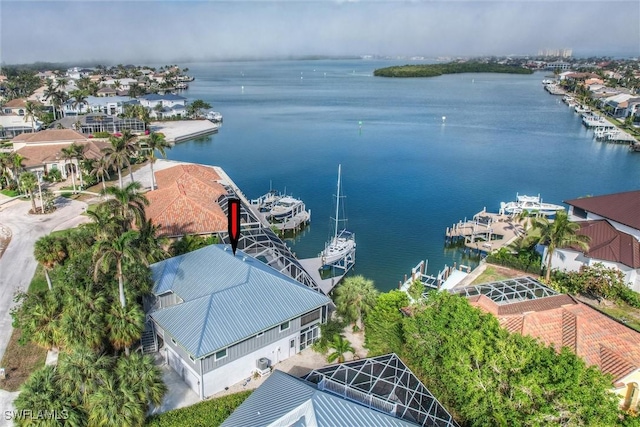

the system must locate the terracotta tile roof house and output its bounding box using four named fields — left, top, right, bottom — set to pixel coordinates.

left=12, top=129, right=88, bottom=150
left=145, top=164, right=228, bottom=237
left=464, top=279, right=640, bottom=407
left=15, top=140, right=109, bottom=179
